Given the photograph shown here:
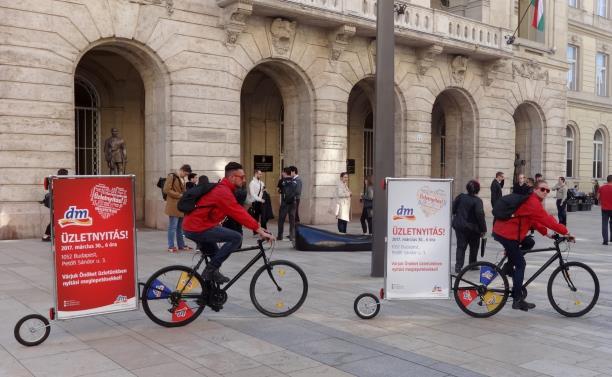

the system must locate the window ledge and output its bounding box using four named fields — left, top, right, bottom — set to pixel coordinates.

left=513, top=38, right=553, bottom=55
